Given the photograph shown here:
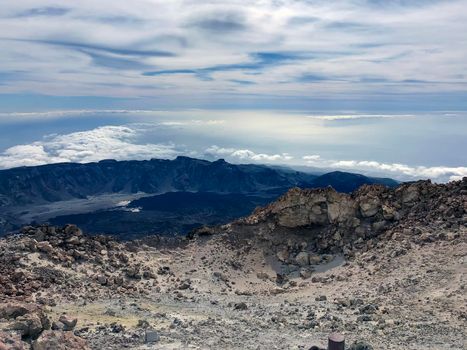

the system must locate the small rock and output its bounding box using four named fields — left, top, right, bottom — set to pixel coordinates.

left=300, top=268, right=312, bottom=279
left=357, top=315, right=373, bottom=322
left=137, top=320, right=150, bottom=329
left=234, top=302, right=248, bottom=311
left=58, top=315, right=77, bottom=331
left=36, top=242, right=54, bottom=254
left=348, top=340, right=374, bottom=350
left=51, top=321, right=65, bottom=331
left=96, top=275, right=107, bottom=285
left=309, top=255, right=321, bottom=265
left=359, top=304, right=378, bottom=315
left=276, top=249, right=289, bottom=262
left=144, top=329, right=160, bottom=343
left=256, top=272, right=270, bottom=281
